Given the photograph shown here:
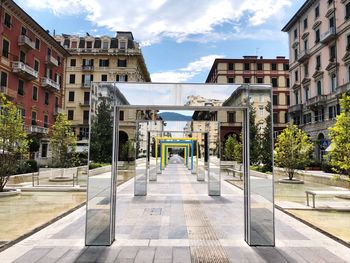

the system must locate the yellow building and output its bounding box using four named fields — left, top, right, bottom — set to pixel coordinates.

left=54, top=32, right=150, bottom=143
